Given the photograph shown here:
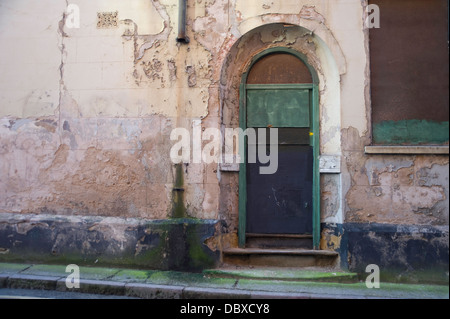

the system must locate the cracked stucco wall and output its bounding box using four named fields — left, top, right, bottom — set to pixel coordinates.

left=0, top=0, right=216, bottom=220
left=0, top=0, right=448, bottom=233
left=339, top=1, right=449, bottom=228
